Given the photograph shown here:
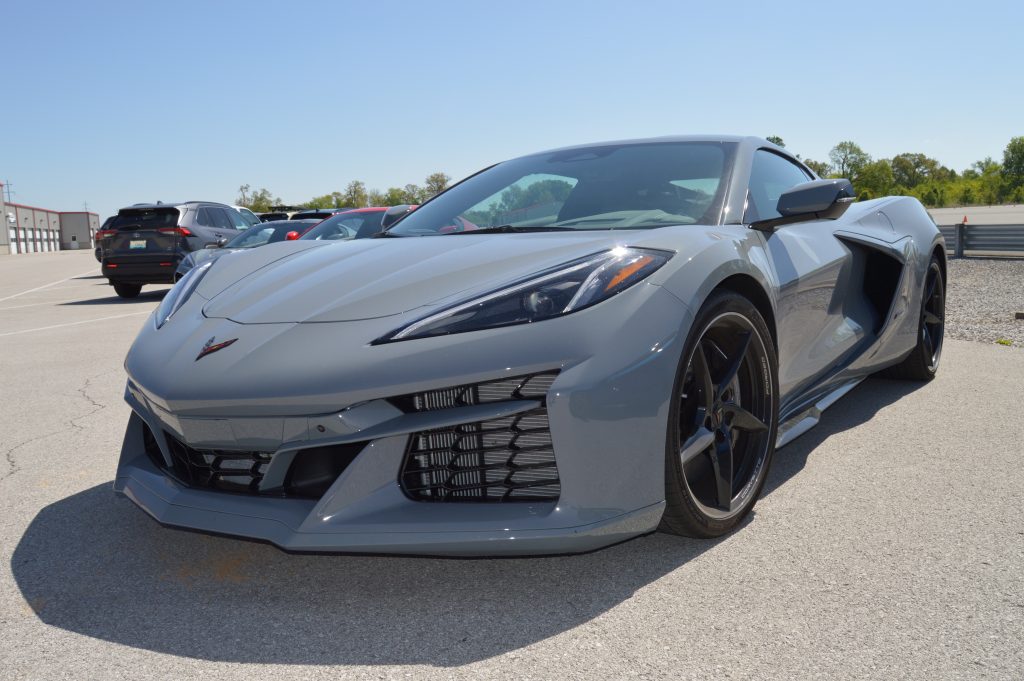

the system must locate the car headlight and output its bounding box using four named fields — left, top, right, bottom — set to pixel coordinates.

left=155, top=260, right=213, bottom=329
left=376, top=247, right=671, bottom=343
